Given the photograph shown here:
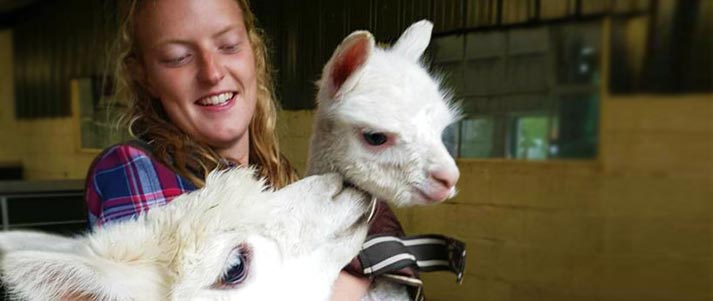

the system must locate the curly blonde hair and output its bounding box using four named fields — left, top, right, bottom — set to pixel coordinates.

left=113, top=0, right=298, bottom=188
